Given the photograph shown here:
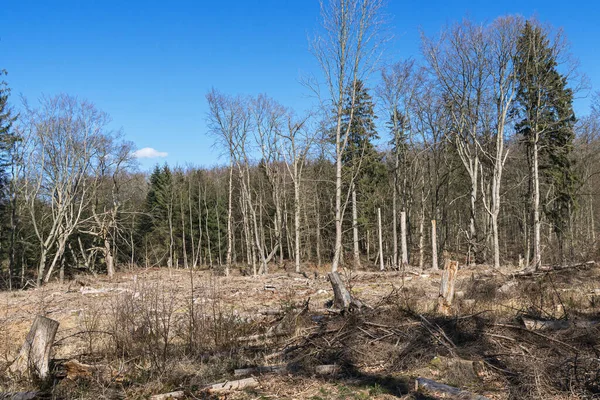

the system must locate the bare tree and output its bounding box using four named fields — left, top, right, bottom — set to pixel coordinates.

left=378, top=59, right=418, bottom=269
left=423, top=20, right=490, bottom=265
left=311, top=0, right=386, bottom=272
left=80, top=133, right=136, bottom=278
left=17, top=95, right=115, bottom=285
left=279, top=112, right=314, bottom=273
